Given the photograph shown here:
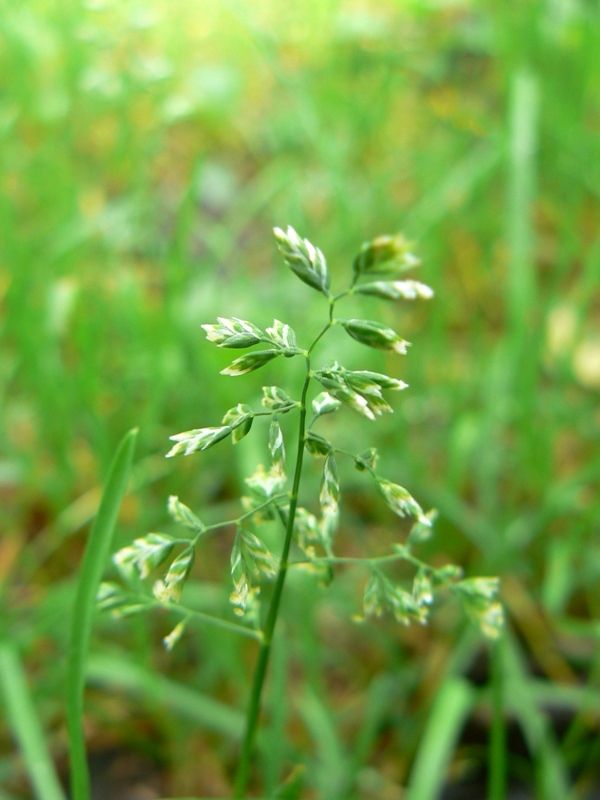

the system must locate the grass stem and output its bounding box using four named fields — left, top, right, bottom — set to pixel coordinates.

left=233, top=368, right=312, bottom=797
left=488, top=639, right=507, bottom=800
